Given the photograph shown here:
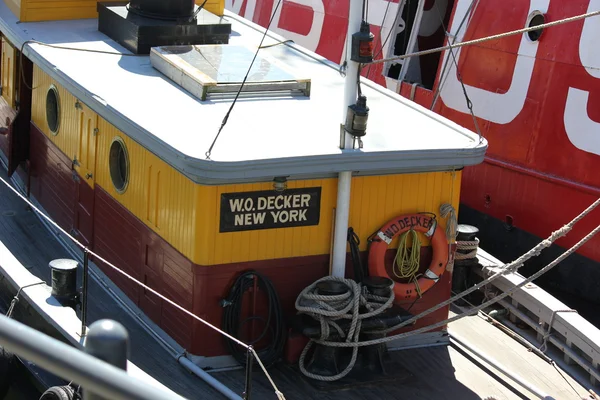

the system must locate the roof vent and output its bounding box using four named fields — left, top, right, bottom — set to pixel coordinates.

left=150, top=45, right=312, bottom=100
left=97, top=1, right=231, bottom=55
